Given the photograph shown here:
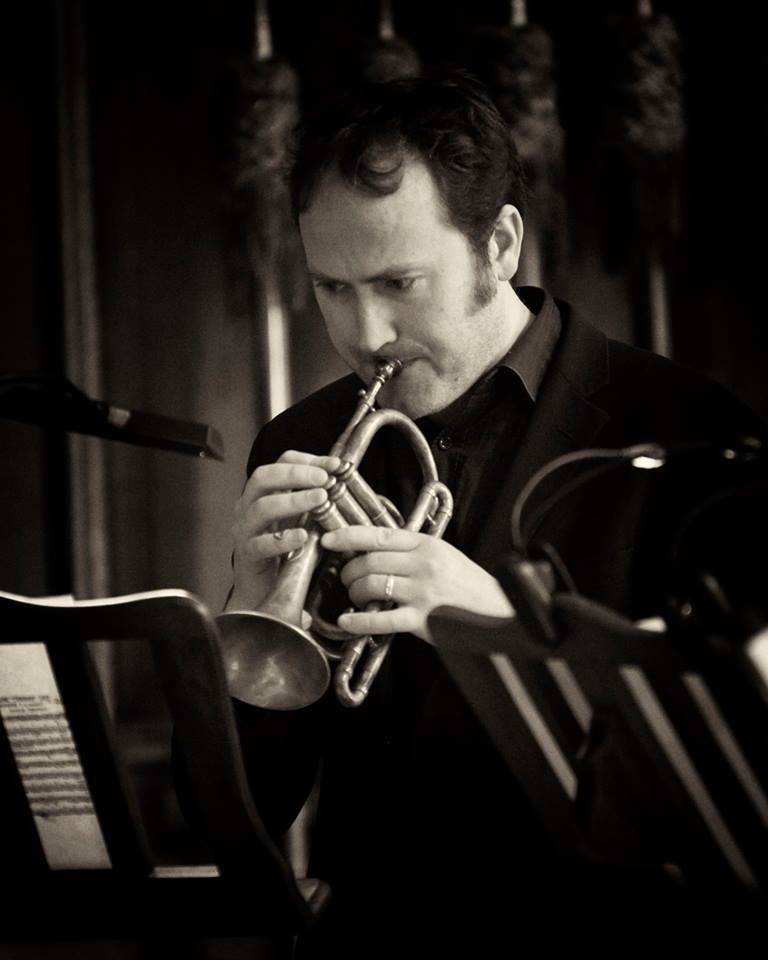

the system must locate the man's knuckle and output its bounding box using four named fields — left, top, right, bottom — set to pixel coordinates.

left=366, top=573, right=380, bottom=592
left=348, top=584, right=363, bottom=606
left=249, top=500, right=267, bottom=528
left=289, top=464, right=308, bottom=485
left=375, top=527, right=394, bottom=548
left=243, top=537, right=260, bottom=561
